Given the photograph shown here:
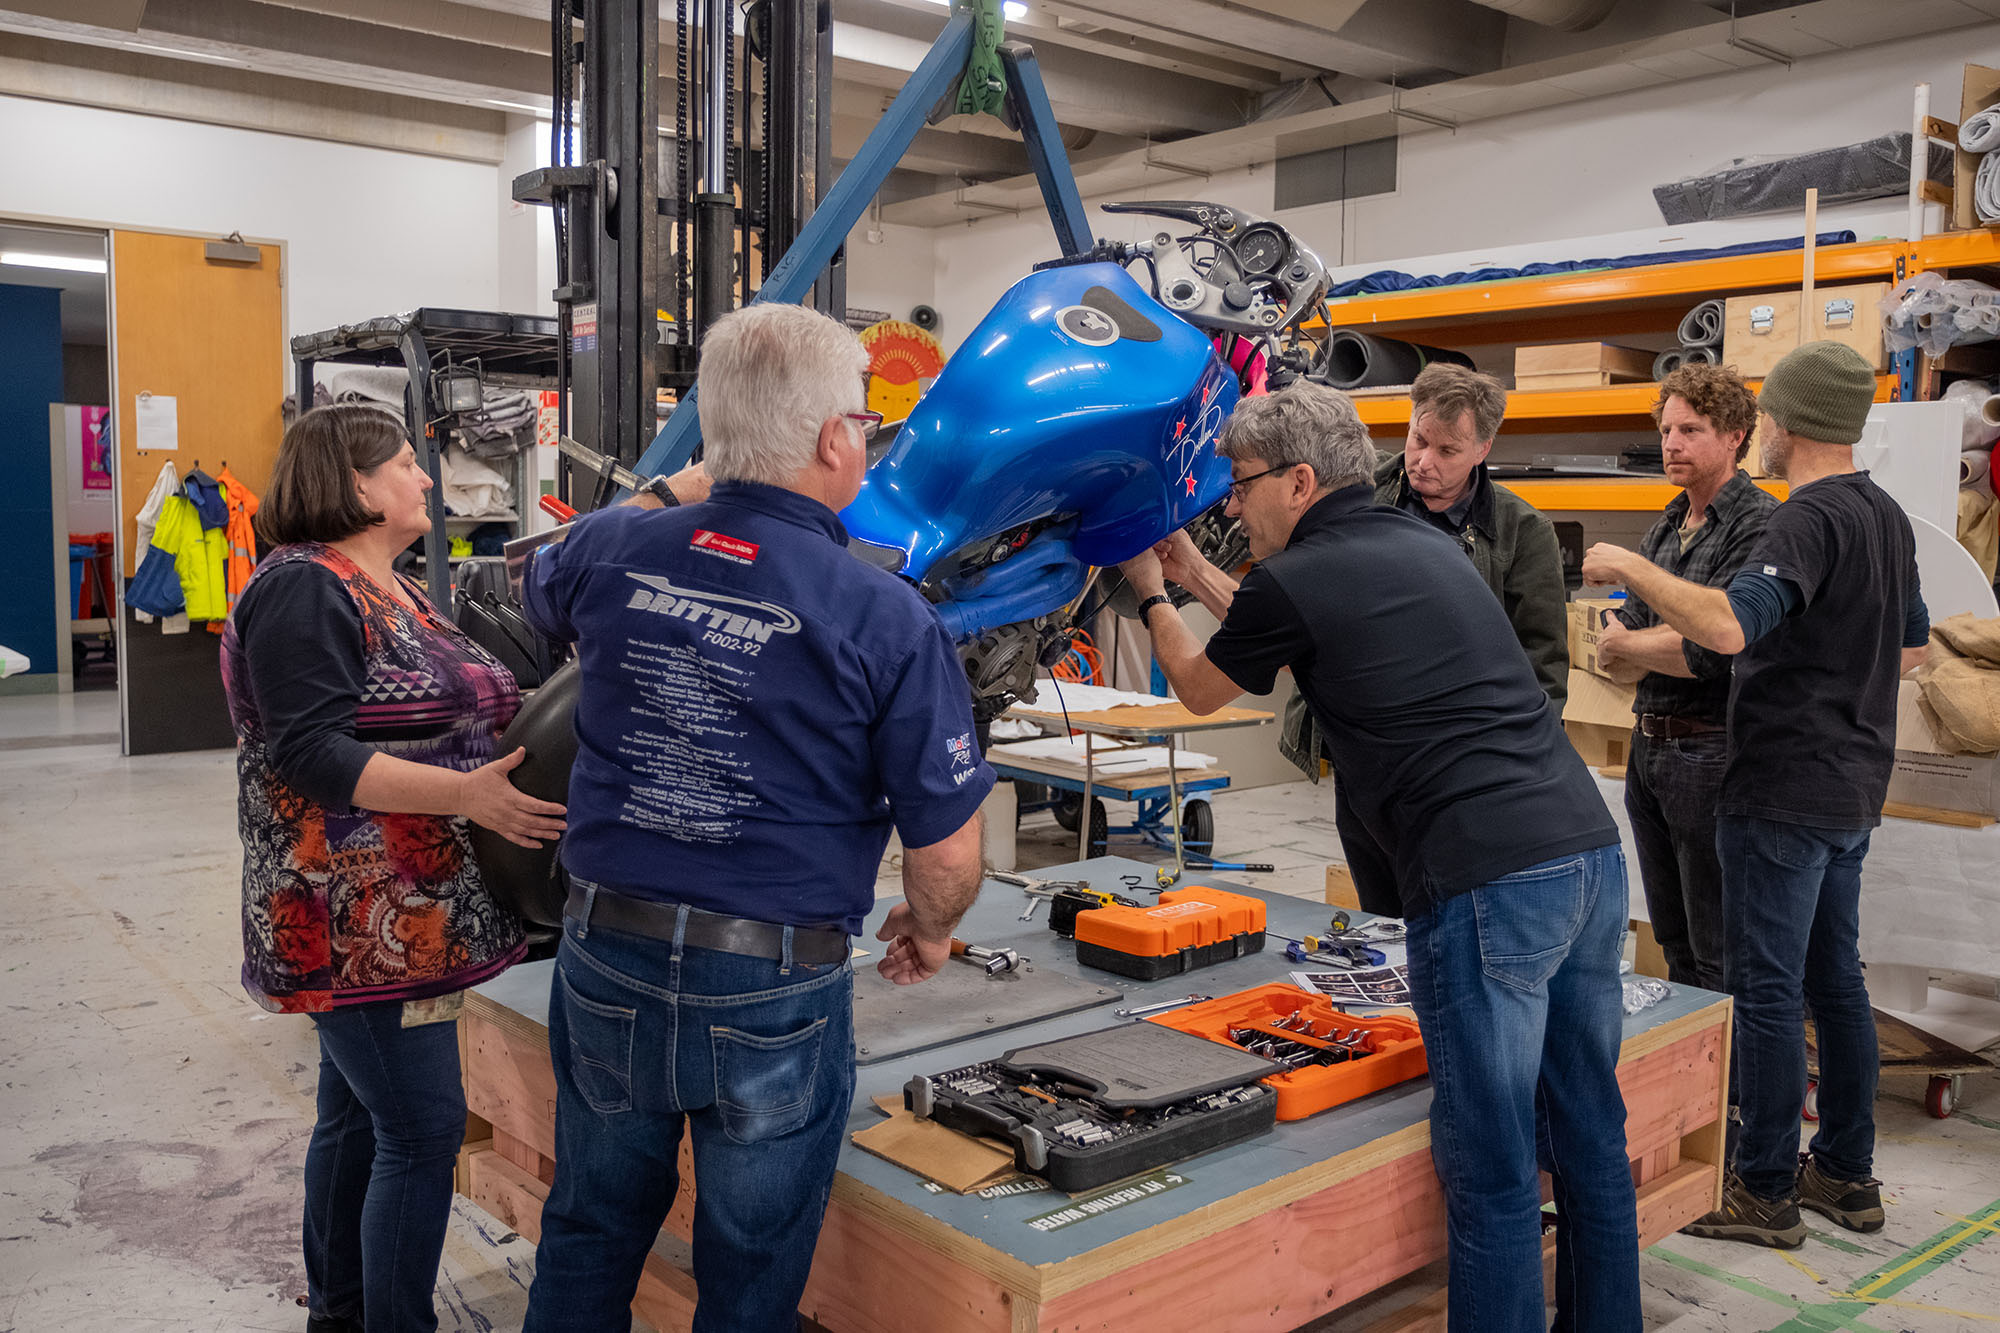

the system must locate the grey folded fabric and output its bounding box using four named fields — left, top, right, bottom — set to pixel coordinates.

left=1677, top=299, right=1725, bottom=348
left=1652, top=348, right=1684, bottom=380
